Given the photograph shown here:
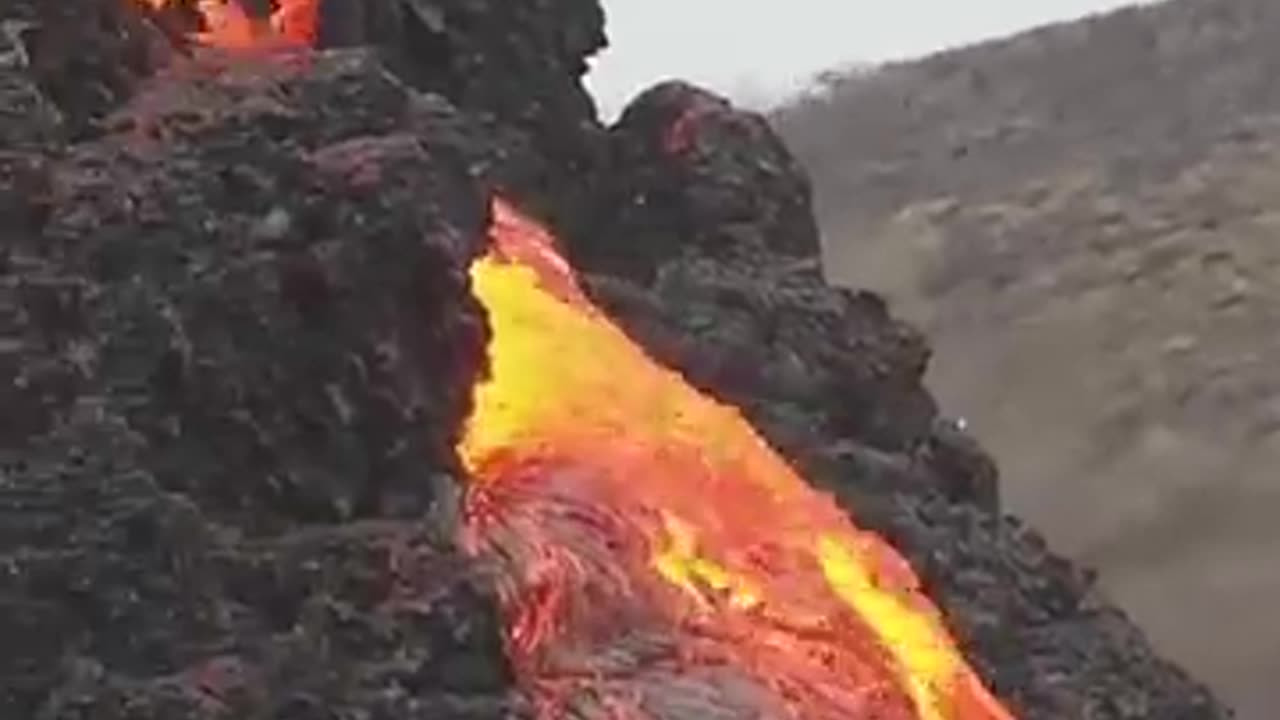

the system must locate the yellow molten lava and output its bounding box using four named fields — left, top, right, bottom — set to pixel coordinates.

left=462, top=200, right=1014, bottom=720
